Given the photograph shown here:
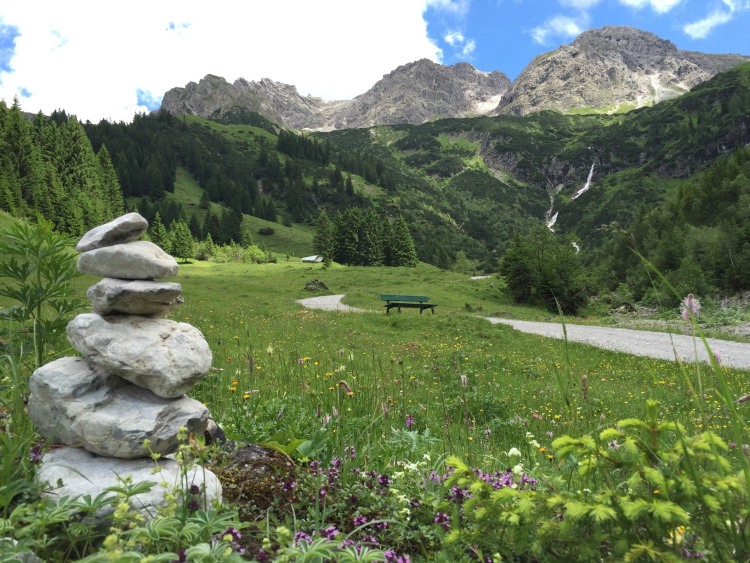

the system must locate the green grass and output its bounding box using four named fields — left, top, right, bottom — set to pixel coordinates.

left=156, top=260, right=748, bottom=471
